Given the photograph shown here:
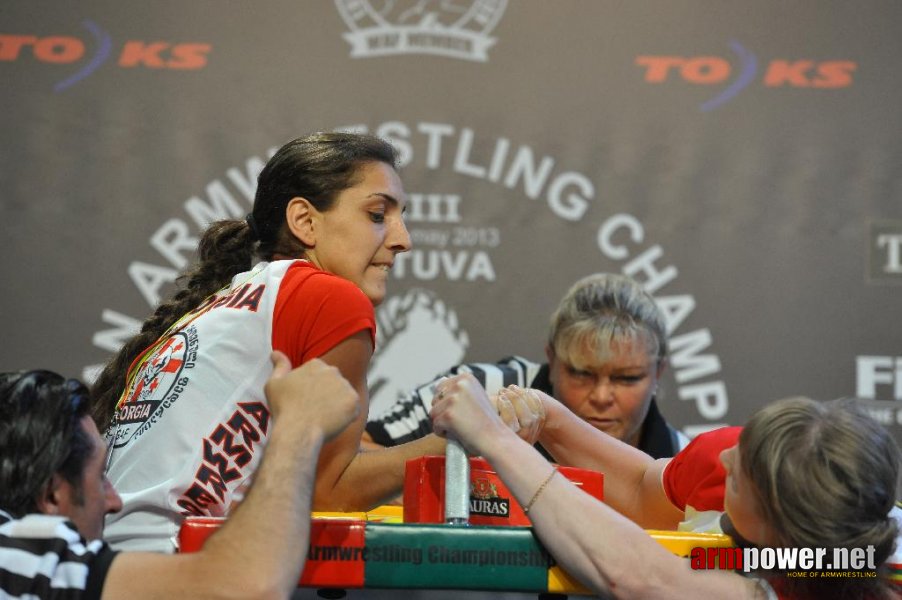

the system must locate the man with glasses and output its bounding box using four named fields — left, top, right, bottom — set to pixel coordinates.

left=0, top=352, right=358, bottom=600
